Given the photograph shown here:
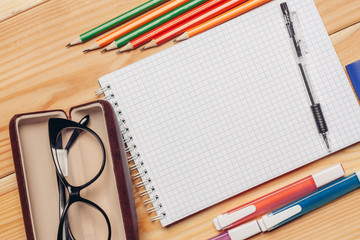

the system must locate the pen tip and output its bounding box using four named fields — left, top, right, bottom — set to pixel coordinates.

left=322, top=133, right=331, bottom=152
left=101, top=49, right=107, bottom=54
left=325, top=141, right=330, bottom=152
